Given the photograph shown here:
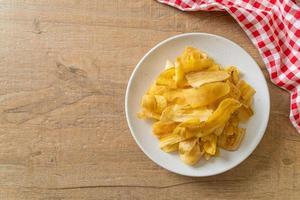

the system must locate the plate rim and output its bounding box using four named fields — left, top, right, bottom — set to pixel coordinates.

left=125, top=32, right=270, bottom=177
